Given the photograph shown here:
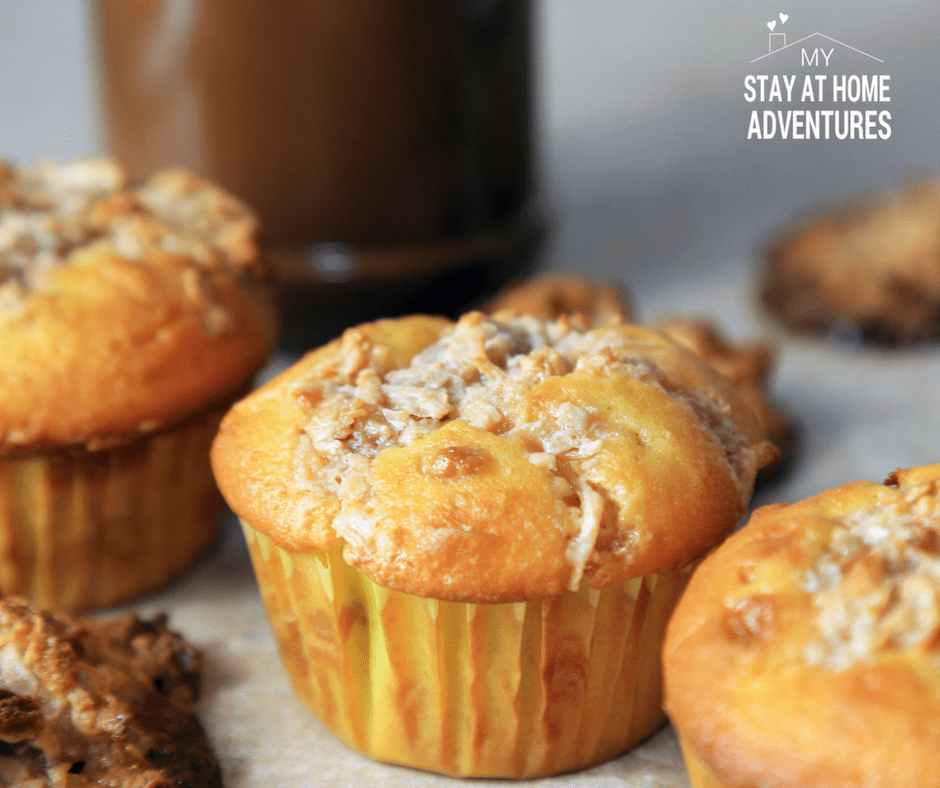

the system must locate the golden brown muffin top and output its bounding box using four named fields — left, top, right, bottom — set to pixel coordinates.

left=483, top=273, right=791, bottom=475
left=213, top=311, right=775, bottom=603
left=0, top=157, right=276, bottom=454
left=663, top=464, right=940, bottom=788
left=0, top=597, right=220, bottom=787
